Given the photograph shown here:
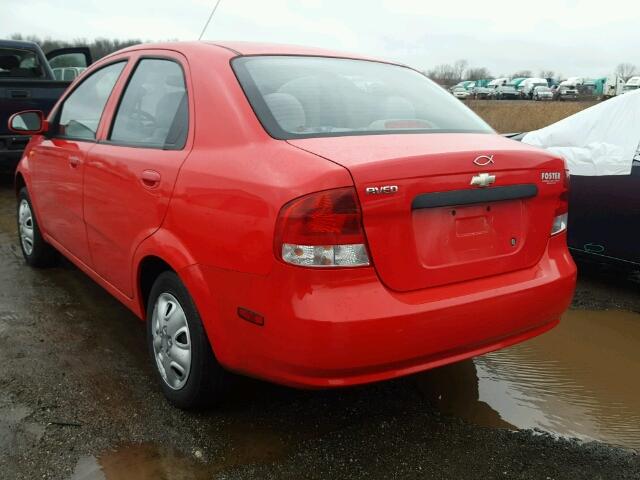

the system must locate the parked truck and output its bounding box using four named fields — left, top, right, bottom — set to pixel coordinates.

left=624, top=76, right=640, bottom=93
left=0, top=39, right=92, bottom=172
left=594, top=76, right=625, bottom=99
